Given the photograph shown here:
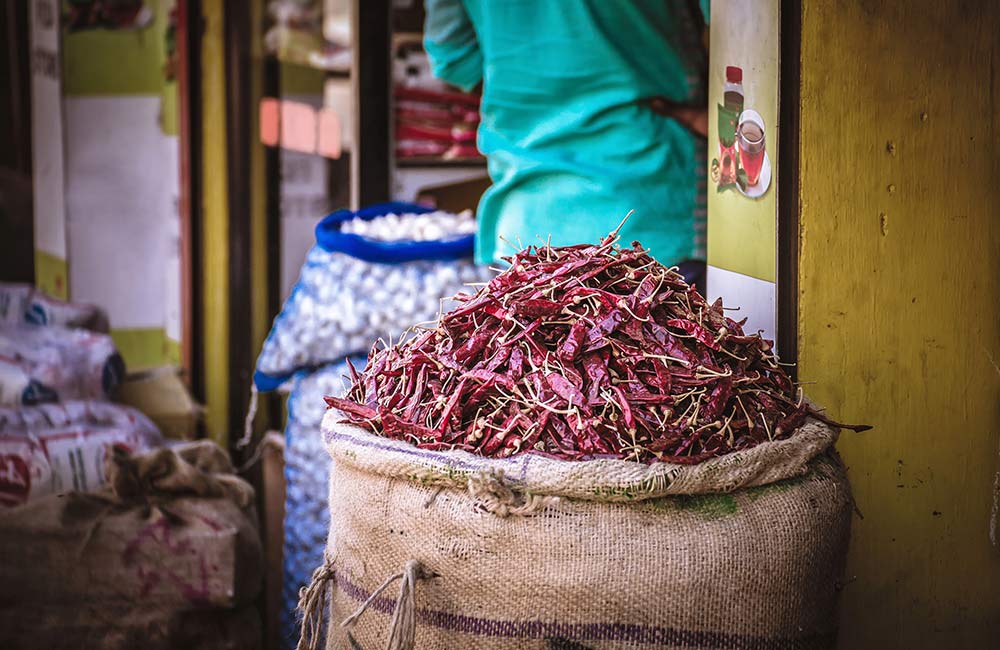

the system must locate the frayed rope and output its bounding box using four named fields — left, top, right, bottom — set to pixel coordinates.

left=341, top=559, right=437, bottom=650
left=297, top=558, right=437, bottom=650
left=467, top=470, right=559, bottom=517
